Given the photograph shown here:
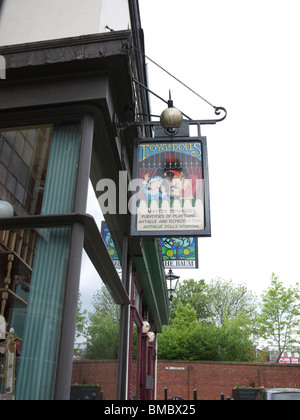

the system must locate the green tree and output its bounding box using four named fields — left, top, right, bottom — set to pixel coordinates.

left=158, top=303, right=201, bottom=360
left=171, top=278, right=258, bottom=326
left=85, top=286, right=120, bottom=360
left=158, top=278, right=259, bottom=362
left=169, top=279, right=210, bottom=321
left=206, top=278, right=258, bottom=326
left=258, top=273, right=300, bottom=362
left=158, top=302, right=254, bottom=362
left=75, top=292, right=88, bottom=340
left=217, top=316, right=254, bottom=362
